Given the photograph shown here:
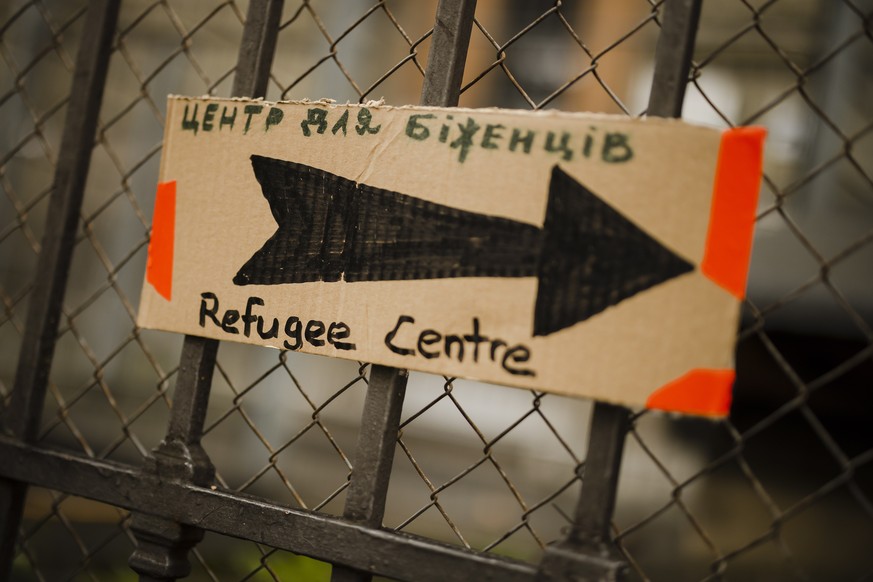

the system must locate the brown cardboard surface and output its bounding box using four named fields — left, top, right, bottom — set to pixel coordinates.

left=137, top=96, right=743, bottom=414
